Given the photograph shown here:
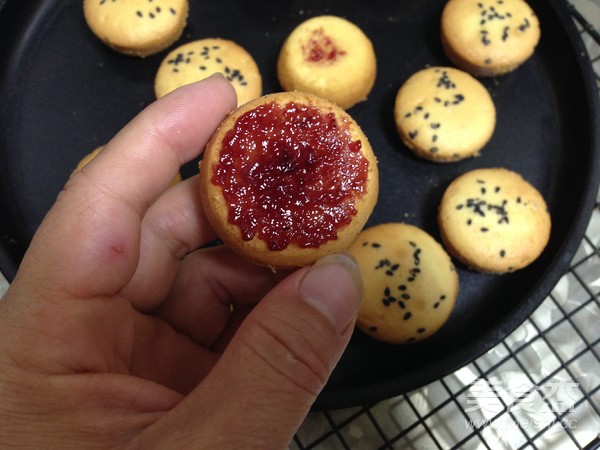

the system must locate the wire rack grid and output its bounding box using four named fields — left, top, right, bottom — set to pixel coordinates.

left=292, top=1, right=600, bottom=449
